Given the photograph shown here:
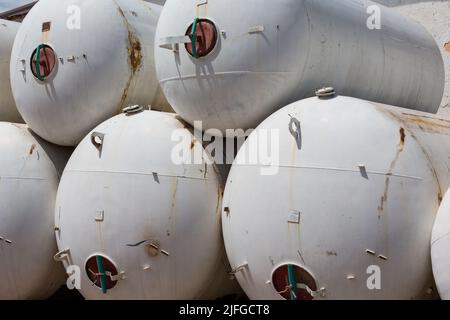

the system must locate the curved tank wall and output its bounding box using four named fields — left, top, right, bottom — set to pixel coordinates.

left=0, top=20, right=23, bottom=123
left=155, top=0, right=444, bottom=134
left=0, top=122, right=72, bottom=299
left=10, top=0, right=172, bottom=146
left=222, top=95, right=450, bottom=299
left=55, top=109, right=240, bottom=300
